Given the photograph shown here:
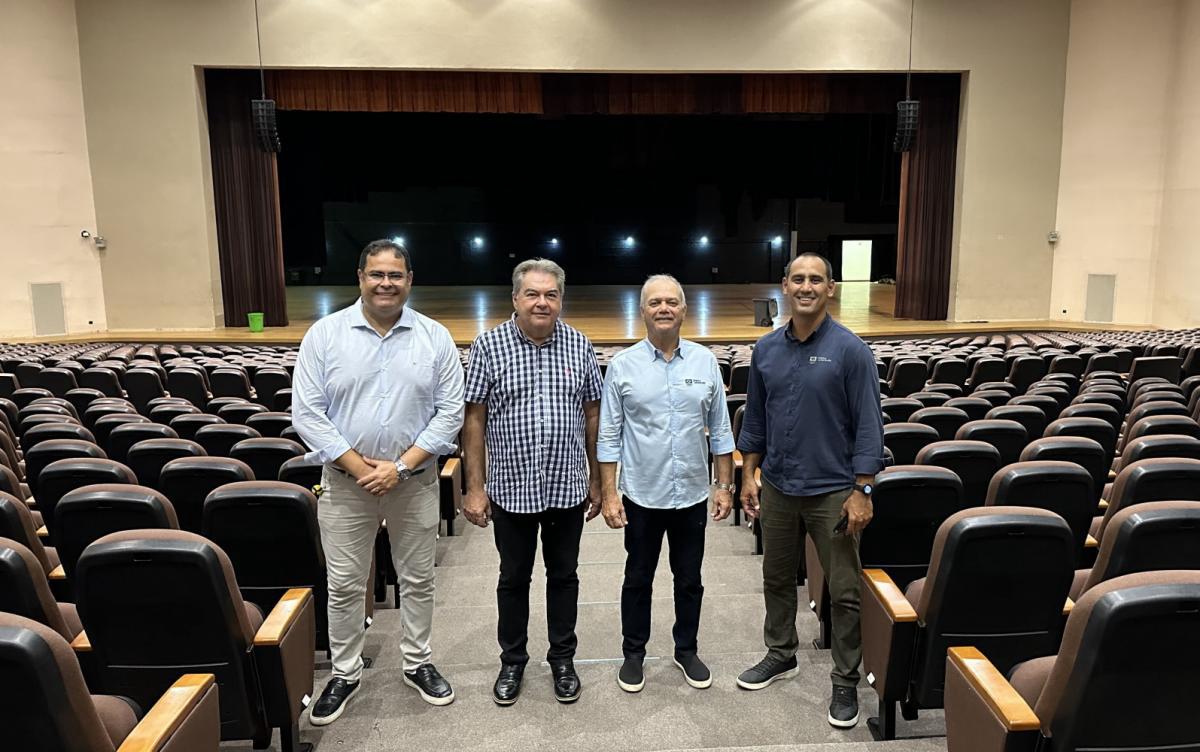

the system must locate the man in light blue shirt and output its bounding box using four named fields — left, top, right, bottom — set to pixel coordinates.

left=598, top=274, right=735, bottom=694
left=293, top=239, right=464, bottom=725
